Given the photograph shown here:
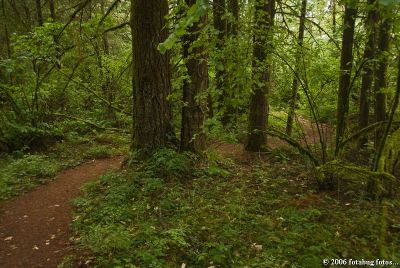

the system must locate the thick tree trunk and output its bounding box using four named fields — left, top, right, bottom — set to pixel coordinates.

left=131, top=0, right=172, bottom=154
left=180, top=0, right=208, bottom=152
left=358, top=0, right=378, bottom=147
left=286, top=0, right=307, bottom=136
left=35, top=0, right=43, bottom=26
left=335, top=2, right=357, bottom=155
left=246, top=0, right=275, bottom=152
left=374, top=8, right=391, bottom=146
